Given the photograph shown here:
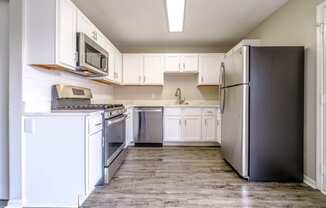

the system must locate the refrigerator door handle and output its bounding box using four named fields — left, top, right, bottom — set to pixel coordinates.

left=220, top=87, right=226, bottom=114
left=220, top=62, right=226, bottom=88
